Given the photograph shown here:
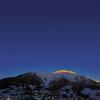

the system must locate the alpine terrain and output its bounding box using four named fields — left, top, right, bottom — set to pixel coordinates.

left=0, top=70, right=100, bottom=100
